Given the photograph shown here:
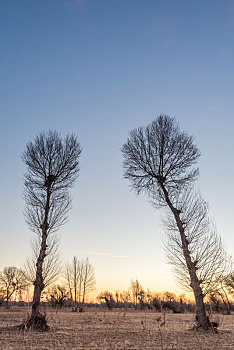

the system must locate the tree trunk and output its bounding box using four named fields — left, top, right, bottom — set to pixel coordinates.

left=29, top=187, right=51, bottom=328
left=6, top=295, right=9, bottom=308
left=80, top=286, right=85, bottom=312
left=30, top=232, right=47, bottom=321
left=160, top=183, right=209, bottom=330
left=5, top=286, right=16, bottom=308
